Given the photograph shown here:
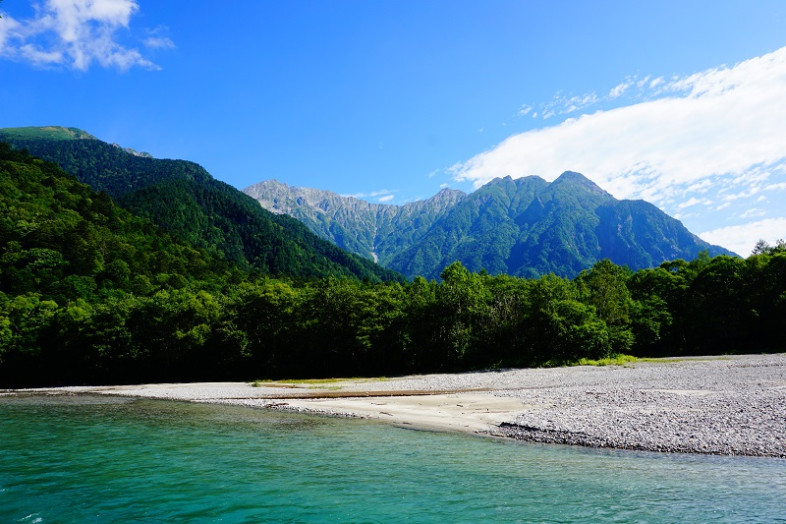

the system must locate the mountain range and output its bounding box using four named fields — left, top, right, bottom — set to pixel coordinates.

left=1, top=126, right=734, bottom=281
left=0, top=127, right=402, bottom=282
left=245, top=174, right=735, bottom=279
